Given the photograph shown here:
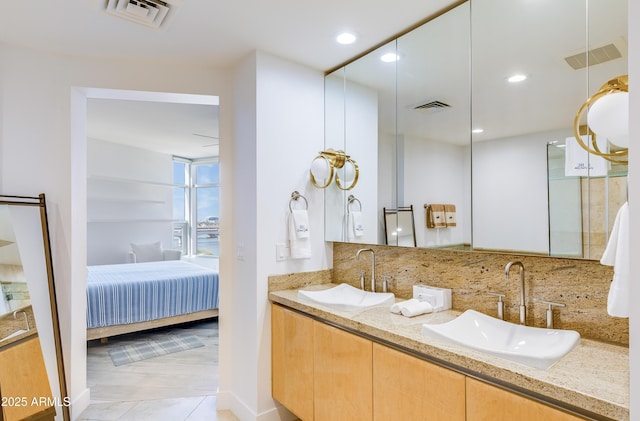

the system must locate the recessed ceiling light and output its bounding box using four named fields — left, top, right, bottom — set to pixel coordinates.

left=336, top=32, right=357, bottom=45
left=381, top=53, right=400, bottom=63
left=472, top=128, right=484, bottom=134
left=507, top=74, right=528, bottom=83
